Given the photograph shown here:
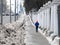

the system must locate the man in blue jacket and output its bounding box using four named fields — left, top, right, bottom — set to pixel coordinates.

left=35, top=21, right=39, bottom=32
